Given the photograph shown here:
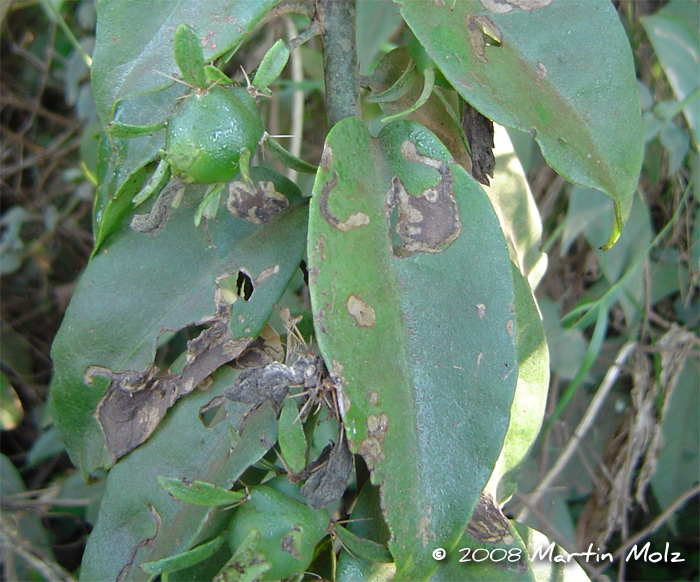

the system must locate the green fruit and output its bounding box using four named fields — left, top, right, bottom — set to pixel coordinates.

left=227, top=484, right=330, bottom=581
left=164, top=85, right=264, bottom=184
